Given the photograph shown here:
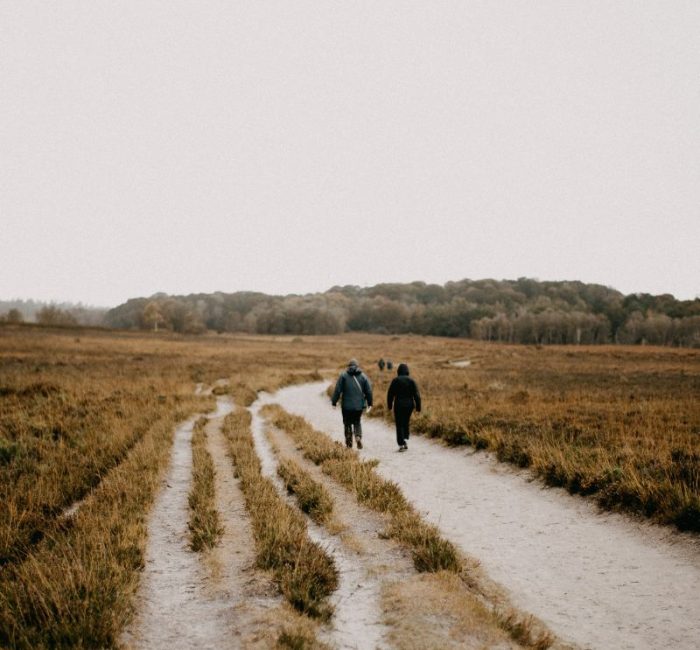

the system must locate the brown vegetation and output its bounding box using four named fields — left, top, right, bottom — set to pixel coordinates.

left=1, top=326, right=696, bottom=646
left=368, top=343, right=700, bottom=531
left=222, top=407, right=338, bottom=619
left=277, top=457, right=334, bottom=525
left=188, top=416, right=223, bottom=551
left=263, top=405, right=554, bottom=648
